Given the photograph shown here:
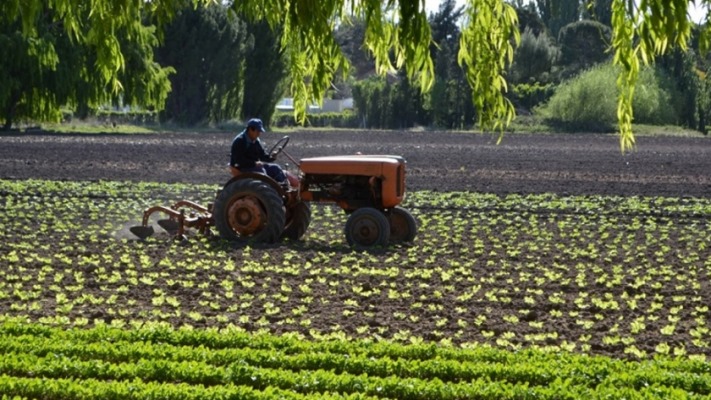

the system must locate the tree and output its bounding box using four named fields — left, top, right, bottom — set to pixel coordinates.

left=352, top=77, right=390, bottom=128
left=513, top=1, right=547, bottom=36
left=0, top=13, right=68, bottom=130
left=510, top=28, right=558, bottom=84
left=585, top=0, right=613, bottom=27
left=3, top=0, right=708, bottom=151
left=535, top=0, right=582, bottom=37
left=241, top=20, right=288, bottom=126
left=71, top=21, right=172, bottom=119
left=391, top=72, right=428, bottom=129
left=334, top=17, right=373, bottom=80
left=0, top=5, right=171, bottom=129
left=428, top=0, right=476, bottom=129
left=557, top=20, right=612, bottom=78
left=657, top=48, right=702, bottom=130
left=352, top=74, right=426, bottom=129
left=156, top=4, right=247, bottom=125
